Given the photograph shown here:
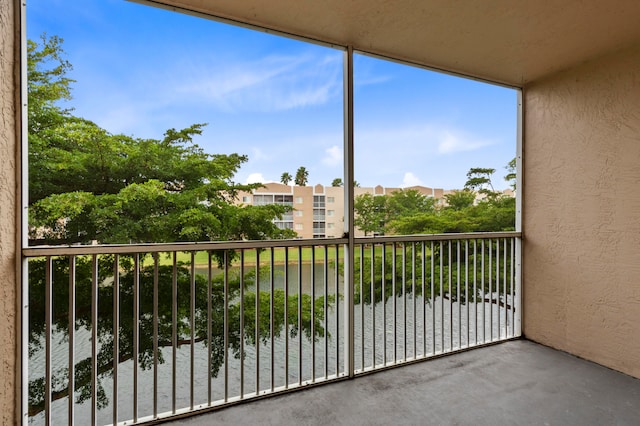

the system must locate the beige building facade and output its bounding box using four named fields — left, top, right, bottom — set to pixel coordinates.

left=238, top=183, right=450, bottom=239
